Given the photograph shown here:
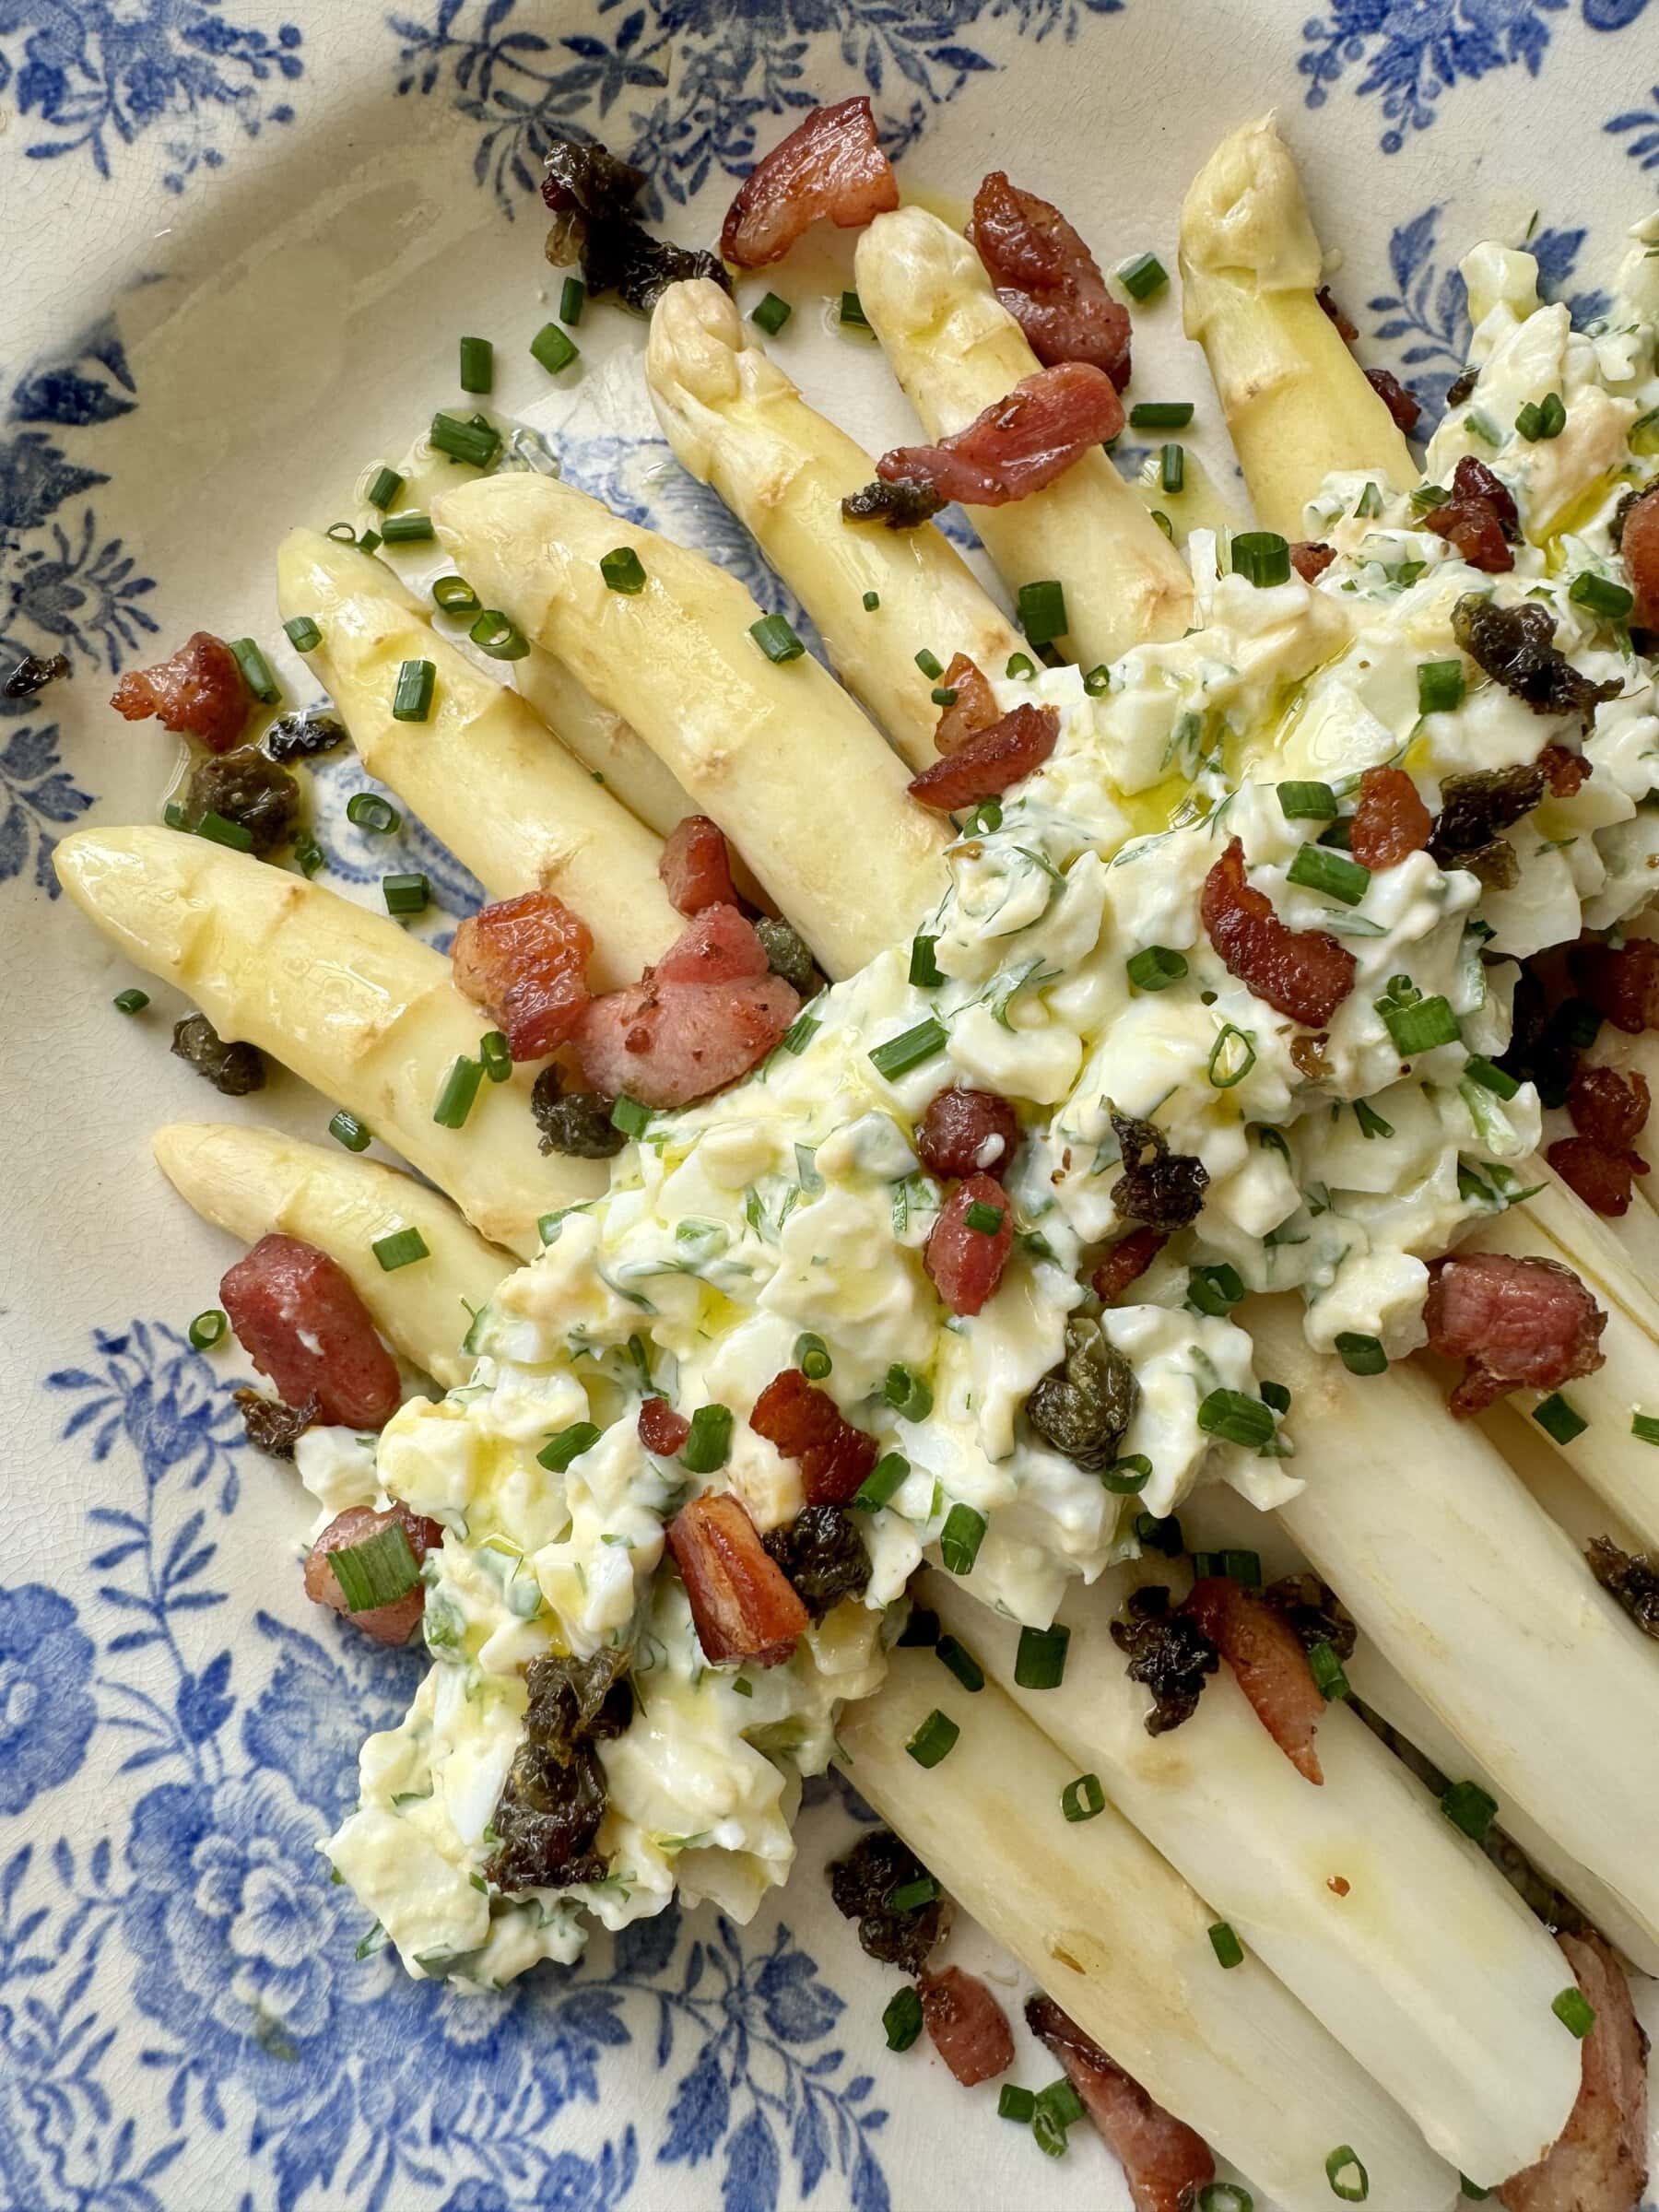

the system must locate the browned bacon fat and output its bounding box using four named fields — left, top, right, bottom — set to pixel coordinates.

left=666, top=1491, right=809, bottom=1666
left=876, top=362, right=1123, bottom=509
left=917, top=1969, right=1014, bottom=2087
left=1571, top=936, right=1659, bottom=1035
left=1183, top=1574, right=1326, bottom=1783
left=111, top=631, right=249, bottom=753
left=1025, top=1996, right=1216, bottom=2212
left=1092, top=1228, right=1168, bottom=1305
left=1548, top=1065, right=1652, bottom=1217
left=915, top=1086, right=1019, bottom=1181
left=220, top=1233, right=400, bottom=1430
left=924, top=1172, right=1014, bottom=1317
left=1200, top=839, right=1357, bottom=1029
left=638, top=1396, right=691, bottom=1457
left=575, top=905, right=800, bottom=1111
left=1349, top=764, right=1432, bottom=871
left=1621, top=484, right=1659, bottom=630
left=1428, top=454, right=1519, bottom=574
left=907, top=702, right=1059, bottom=812
left=719, top=97, right=898, bottom=268
left=1365, top=366, right=1422, bottom=434
left=1500, top=1933, right=1648, bottom=2212
left=451, top=891, right=594, bottom=1062
left=967, top=171, right=1132, bottom=389
left=932, top=653, right=1001, bottom=754
left=304, top=1504, right=444, bottom=1646
left=658, top=815, right=735, bottom=915
left=1424, top=1252, right=1607, bottom=1418
left=1289, top=540, right=1336, bottom=583
left=749, top=1369, right=879, bottom=1507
